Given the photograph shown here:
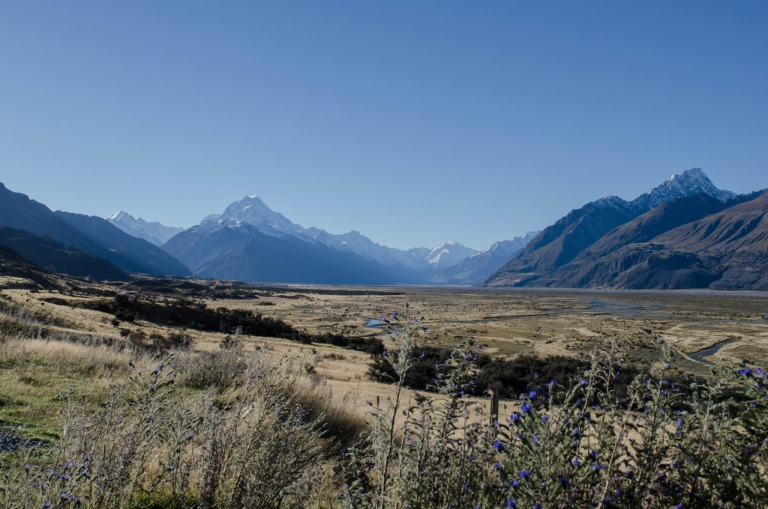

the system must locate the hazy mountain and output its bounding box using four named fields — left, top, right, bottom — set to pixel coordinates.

left=201, top=195, right=304, bottom=237
left=424, top=241, right=478, bottom=268
left=302, top=228, right=430, bottom=270
left=0, top=182, right=190, bottom=277
left=163, top=223, right=401, bottom=284
left=56, top=212, right=191, bottom=277
left=107, top=211, right=185, bottom=246
left=434, top=232, right=538, bottom=284
left=0, top=226, right=130, bottom=281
